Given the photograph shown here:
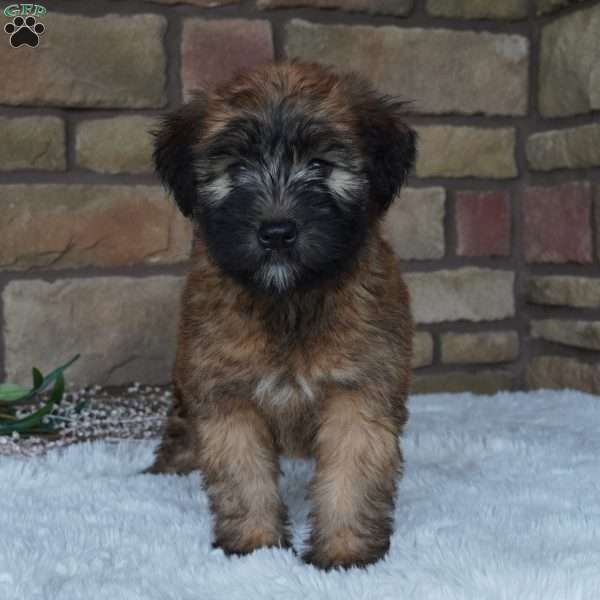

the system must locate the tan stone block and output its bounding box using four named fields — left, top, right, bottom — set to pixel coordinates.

left=531, top=320, right=600, bottom=352
left=413, top=332, right=434, bottom=369
left=0, top=116, right=65, bottom=171
left=527, top=356, right=600, bottom=394
left=3, top=277, right=184, bottom=386
left=382, top=188, right=445, bottom=260
left=539, top=4, right=600, bottom=116
left=406, top=269, right=515, bottom=324
left=526, top=124, right=600, bottom=171
left=441, top=332, right=519, bottom=364
left=416, top=126, right=517, bottom=179
left=427, top=0, right=528, bottom=19
left=0, top=14, right=166, bottom=108
left=76, top=116, right=157, bottom=174
left=412, top=371, right=513, bottom=394
left=0, top=185, right=192, bottom=271
left=526, top=276, right=600, bottom=309
left=286, top=20, right=528, bottom=115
